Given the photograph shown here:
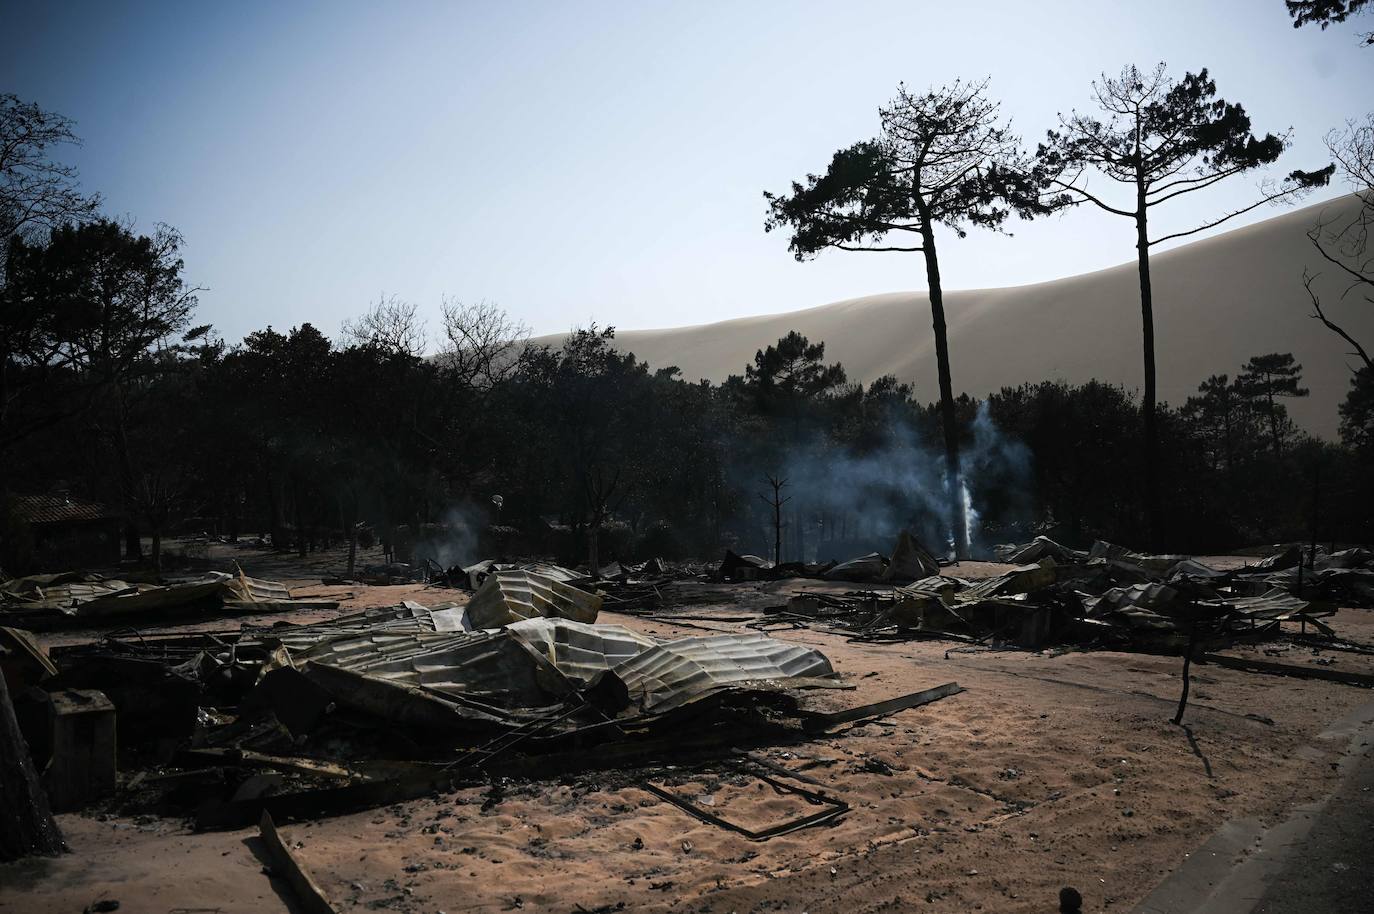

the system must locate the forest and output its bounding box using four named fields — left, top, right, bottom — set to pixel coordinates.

left=2, top=75, right=1372, bottom=575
